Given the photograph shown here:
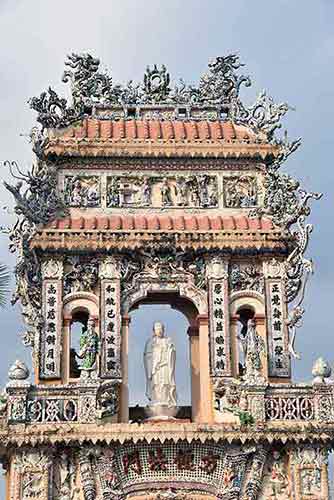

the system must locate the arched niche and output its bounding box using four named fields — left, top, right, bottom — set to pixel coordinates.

left=122, top=281, right=207, bottom=318
left=63, top=292, right=99, bottom=383
left=63, top=292, right=99, bottom=319
left=229, top=292, right=267, bottom=379
left=120, top=289, right=208, bottom=424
